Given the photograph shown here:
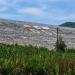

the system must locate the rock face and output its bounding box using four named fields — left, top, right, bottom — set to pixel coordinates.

left=0, top=19, right=75, bottom=49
